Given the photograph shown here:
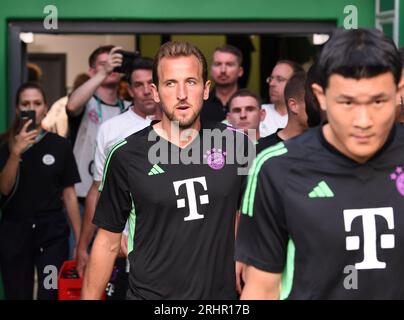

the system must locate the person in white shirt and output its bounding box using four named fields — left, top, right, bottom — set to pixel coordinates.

left=76, top=57, right=161, bottom=278
left=66, top=45, right=130, bottom=201
left=260, top=60, right=304, bottom=137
